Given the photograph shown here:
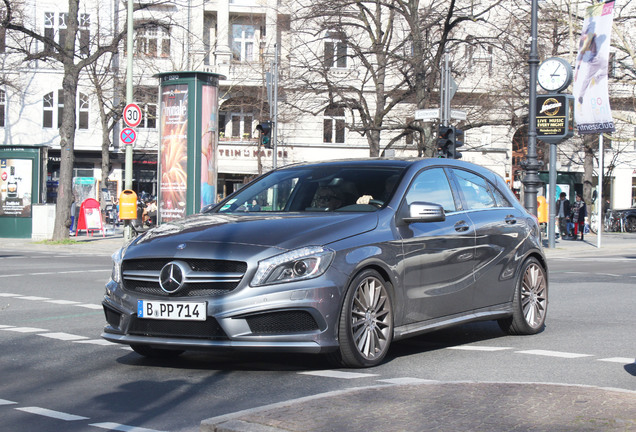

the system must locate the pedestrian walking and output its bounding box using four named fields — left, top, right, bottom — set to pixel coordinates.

left=556, top=192, right=571, bottom=239
left=570, top=193, right=587, bottom=241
